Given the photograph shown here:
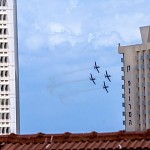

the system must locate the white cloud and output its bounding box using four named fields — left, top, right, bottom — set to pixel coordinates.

left=18, top=0, right=150, bottom=51
left=66, top=0, right=79, bottom=13
left=66, top=22, right=82, bottom=36
left=47, top=22, right=69, bottom=33
left=91, top=32, right=122, bottom=48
